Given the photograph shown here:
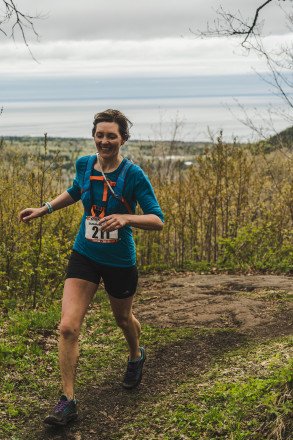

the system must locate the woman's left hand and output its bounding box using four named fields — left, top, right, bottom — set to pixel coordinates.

left=98, top=214, right=129, bottom=232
